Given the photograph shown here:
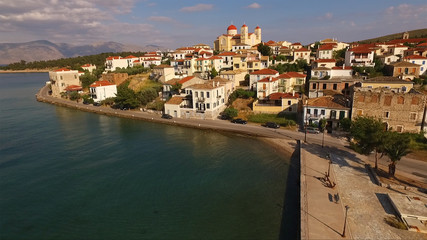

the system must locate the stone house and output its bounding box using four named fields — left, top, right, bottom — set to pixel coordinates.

left=352, top=87, right=427, bottom=133
left=385, top=61, right=421, bottom=80
left=303, top=95, right=351, bottom=130
left=49, top=68, right=80, bottom=97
